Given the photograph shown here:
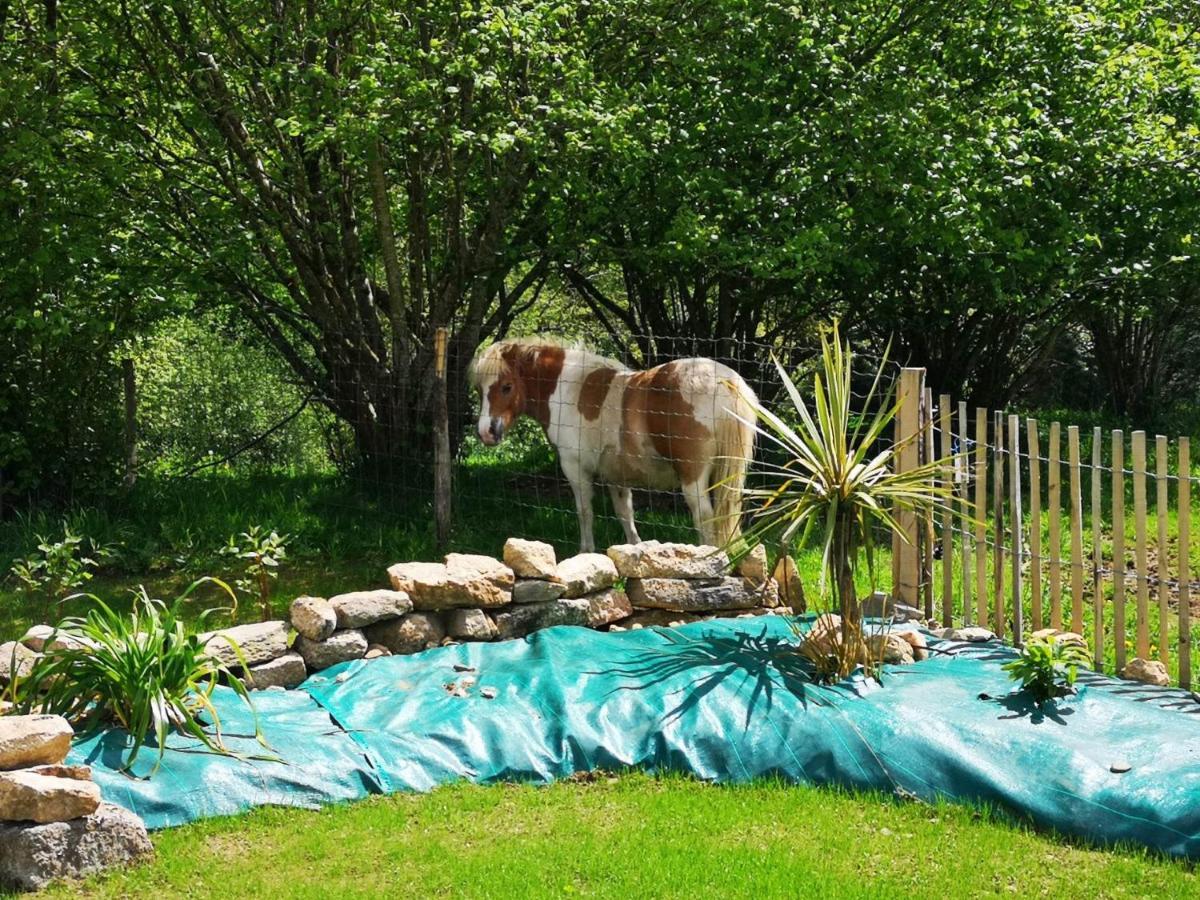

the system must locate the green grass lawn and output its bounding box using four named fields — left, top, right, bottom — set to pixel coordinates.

left=28, top=774, right=1196, bottom=899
